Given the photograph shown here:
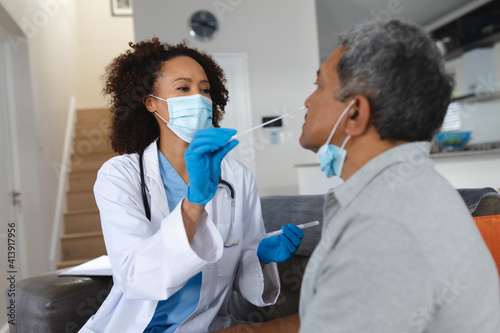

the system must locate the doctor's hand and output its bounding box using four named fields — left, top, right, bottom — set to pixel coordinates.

left=185, top=128, right=239, bottom=205
left=257, top=224, right=304, bottom=264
